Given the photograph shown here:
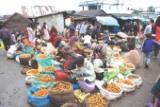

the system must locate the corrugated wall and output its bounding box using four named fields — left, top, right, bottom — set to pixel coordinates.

left=36, top=14, right=65, bottom=33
